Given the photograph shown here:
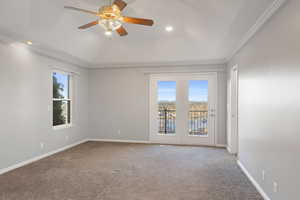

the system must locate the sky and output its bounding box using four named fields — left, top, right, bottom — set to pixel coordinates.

left=53, top=72, right=69, bottom=99
left=158, top=80, right=208, bottom=102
